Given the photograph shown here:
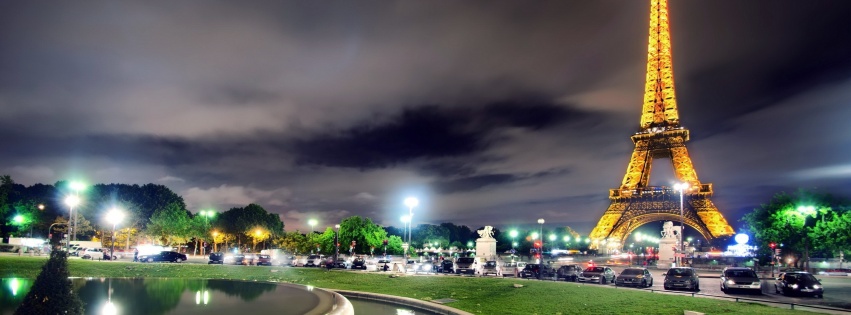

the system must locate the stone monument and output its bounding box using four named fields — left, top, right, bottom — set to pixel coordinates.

left=475, top=226, right=497, bottom=260
left=657, top=221, right=681, bottom=267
